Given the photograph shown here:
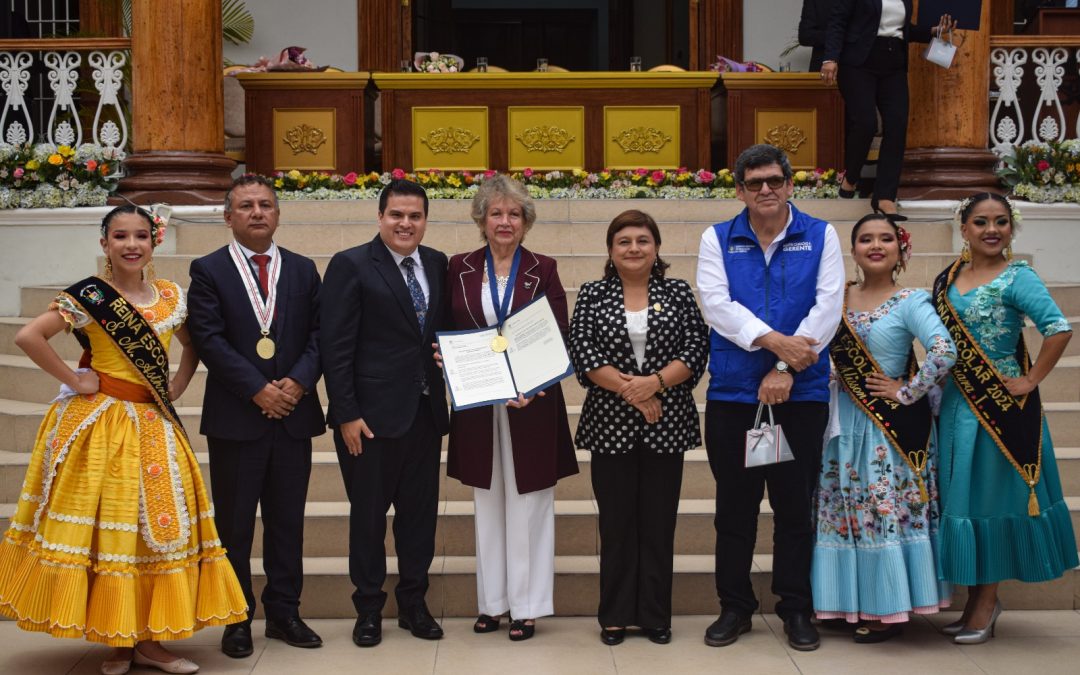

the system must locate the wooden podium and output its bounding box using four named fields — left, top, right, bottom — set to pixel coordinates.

left=237, top=72, right=376, bottom=176
left=714, top=73, right=844, bottom=172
